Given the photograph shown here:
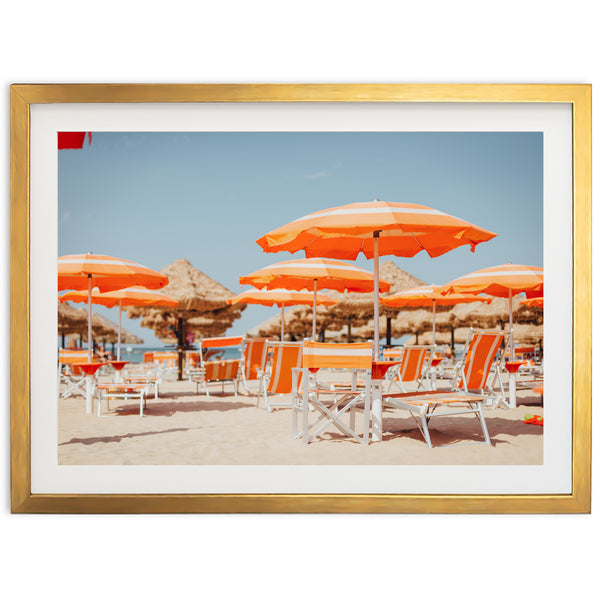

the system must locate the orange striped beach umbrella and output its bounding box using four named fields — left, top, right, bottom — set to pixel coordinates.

left=227, top=288, right=337, bottom=340
left=438, top=263, right=543, bottom=359
left=60, top=286, right=178, bottom=360
left=58, top=253, right=169, bottom=363
left=239, top=257, right=389, bottom=340
left=520, top=296, right=544, bottom=308
left=256, top=199, right=496, bottom=354
left=381, top=284, right=492, bottom=344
